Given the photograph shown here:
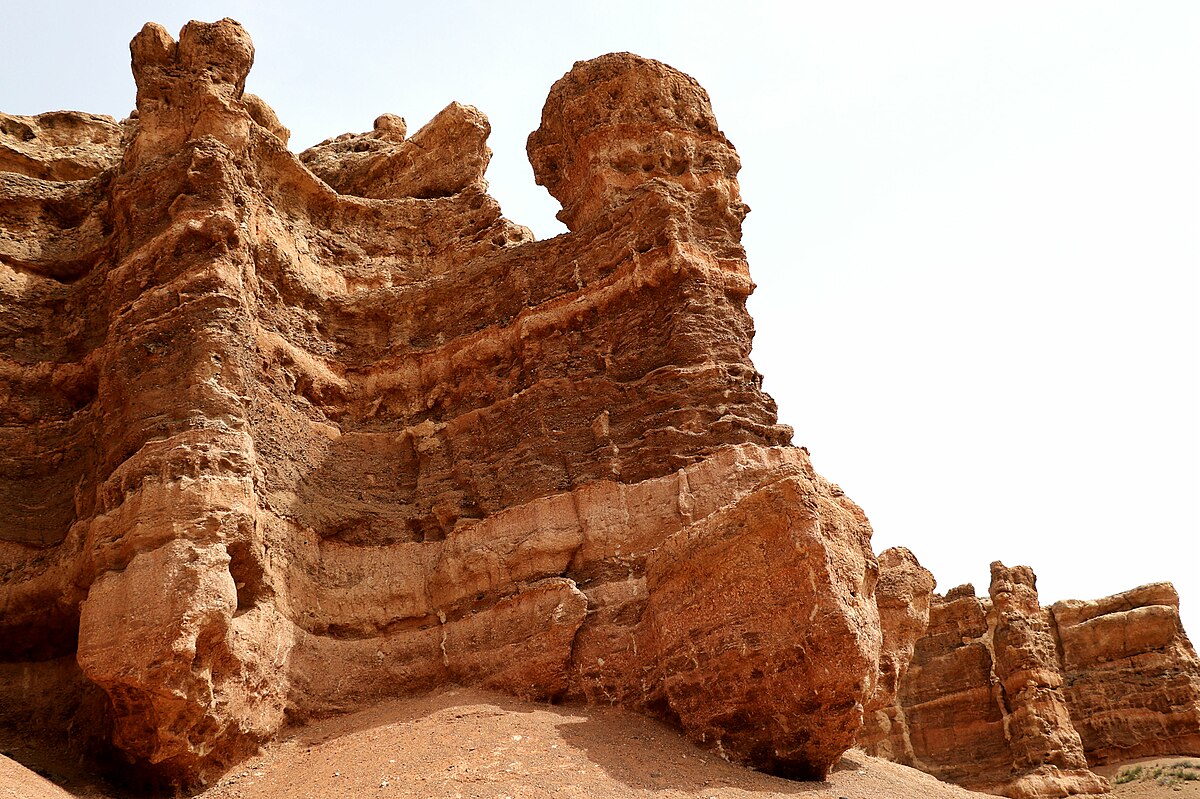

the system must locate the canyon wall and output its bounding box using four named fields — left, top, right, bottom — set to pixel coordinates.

left=864, top=563, right=1200, bottom=798
left=5, top=19, right=1197, bottom=797
left=1052, top=583, right=1200, bottom=764
left=1, top=19, right=883, bottom=788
